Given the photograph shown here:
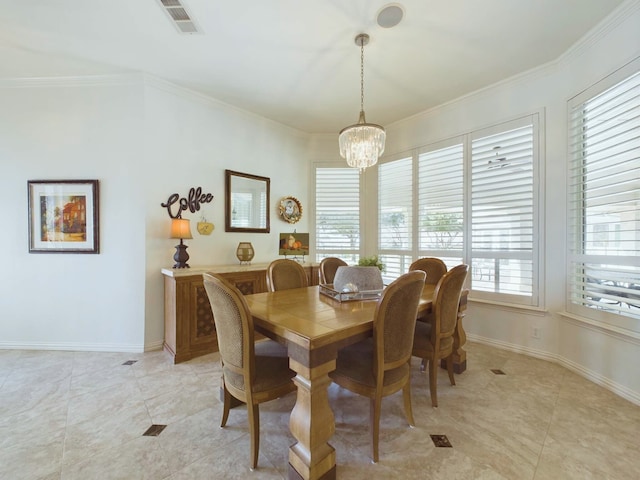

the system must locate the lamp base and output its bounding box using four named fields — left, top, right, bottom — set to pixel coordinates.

left=173, top=242, right=190, bottom=269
